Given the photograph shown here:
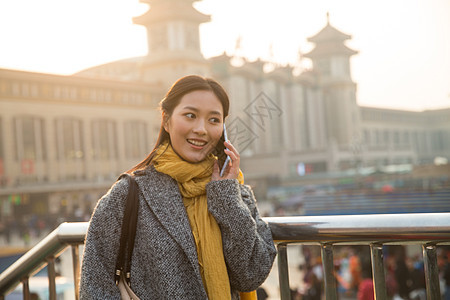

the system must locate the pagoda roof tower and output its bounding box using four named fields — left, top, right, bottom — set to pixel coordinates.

left=304, top=14, right=358, bottom=59
left=133, top=0, right=210, bottom=27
